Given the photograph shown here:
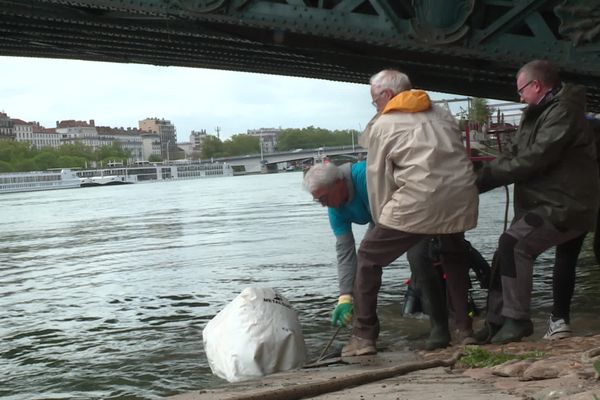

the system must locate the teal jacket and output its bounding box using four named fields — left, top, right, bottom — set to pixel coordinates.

left=328, top=161, right=370, bottom=236
left=326, top=161, right=372, bottom=295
